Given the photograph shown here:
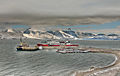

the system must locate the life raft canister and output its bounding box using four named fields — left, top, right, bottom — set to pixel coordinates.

left=39, top=46, right=43, bottom=50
